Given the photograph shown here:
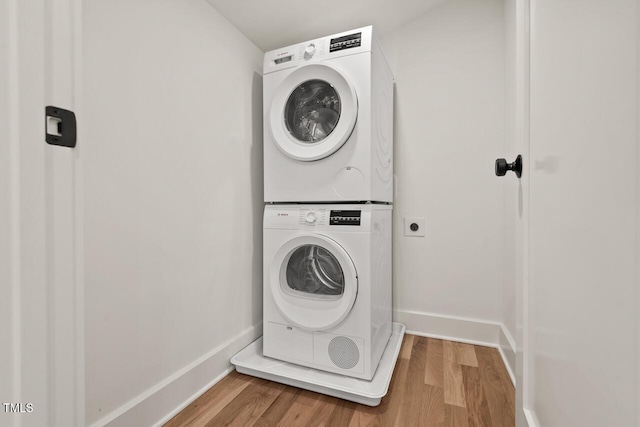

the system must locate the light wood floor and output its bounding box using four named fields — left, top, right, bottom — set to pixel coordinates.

left=165, top=335, right=515, bottom=427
